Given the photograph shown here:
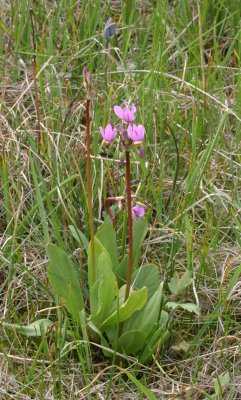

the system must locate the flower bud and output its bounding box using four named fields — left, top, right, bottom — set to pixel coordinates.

left=83, top=67, right=92, bottom=88
left=138, top=145, right=144, bottom=158
left=119, top=152, right=125, bottom=165
left=120, top=124, right=128, bottom=139
left=104, top=18, right=116, bottom=43
left=132, top=203, right=145, bottom=220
